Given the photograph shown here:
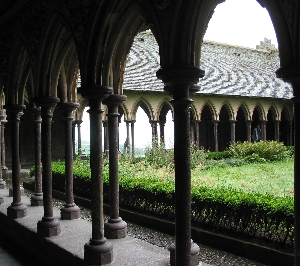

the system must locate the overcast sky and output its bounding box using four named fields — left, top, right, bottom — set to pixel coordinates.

left=79, top=0, right=278, bottom=149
